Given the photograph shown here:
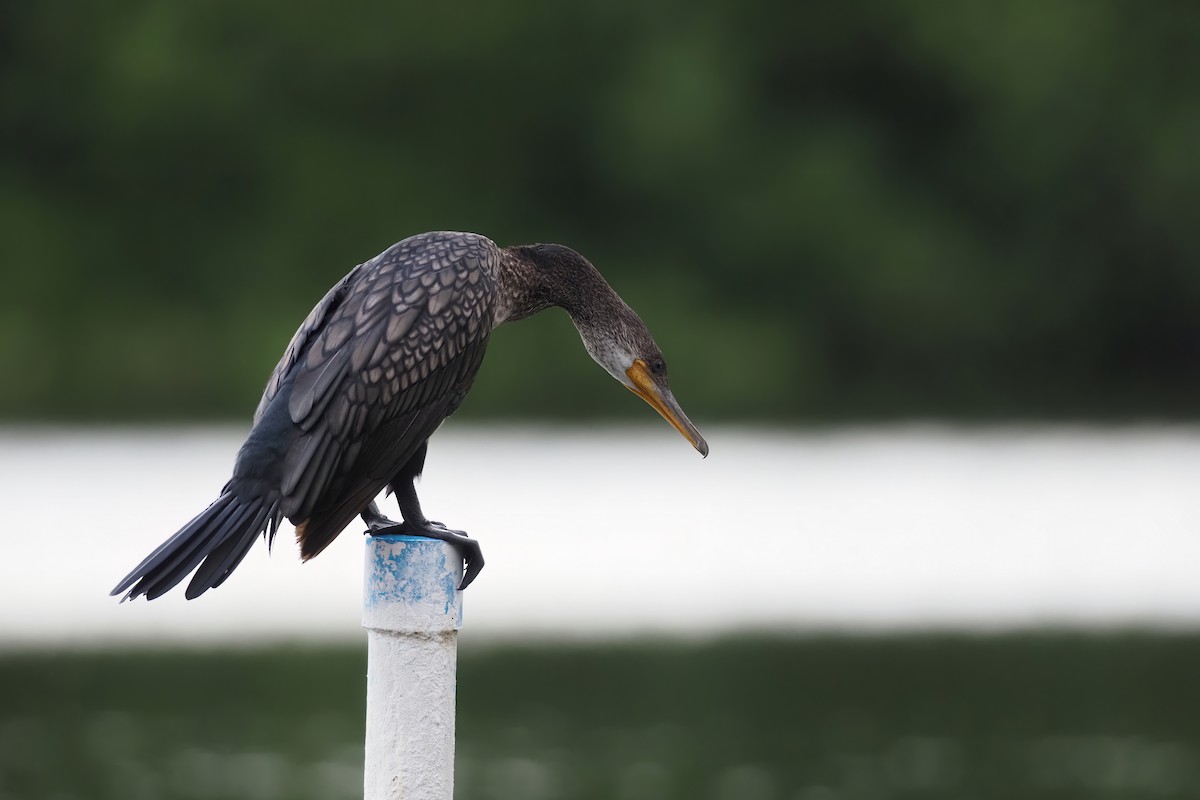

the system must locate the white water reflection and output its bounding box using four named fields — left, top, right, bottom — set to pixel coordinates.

left=1, top=424, right=1198, bottom=646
